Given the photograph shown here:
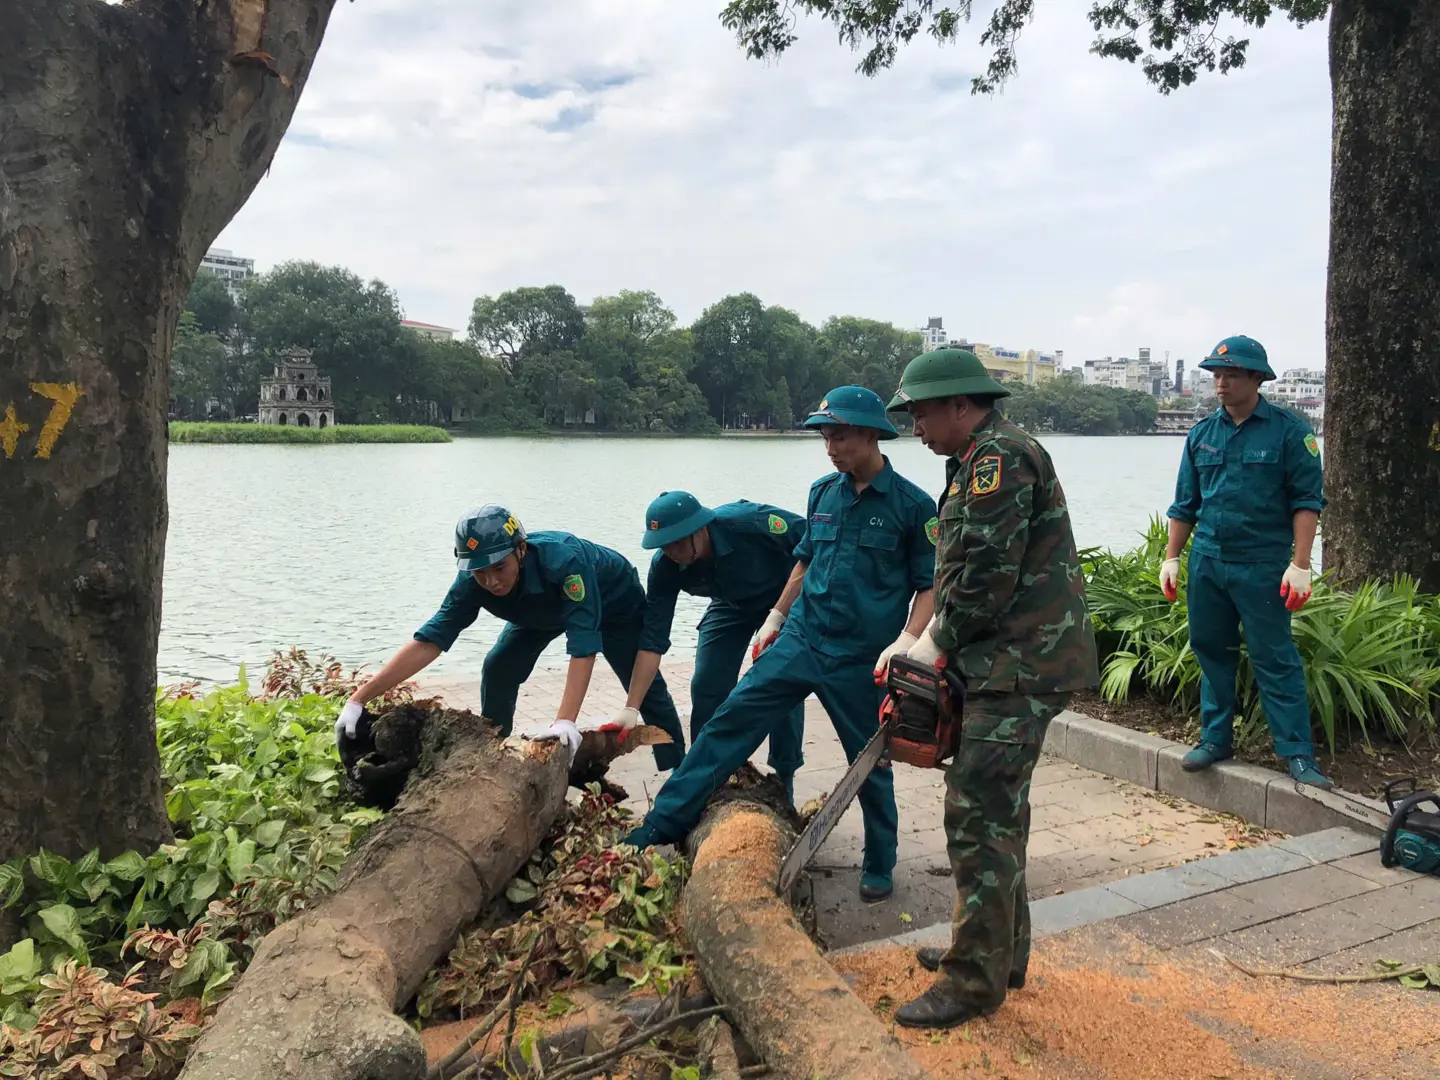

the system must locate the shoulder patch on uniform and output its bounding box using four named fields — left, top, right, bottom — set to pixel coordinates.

left=767, top=513, right=788, bottom=535
left=925, top=517, right=939, bottom=545
left=971, top=455, right=1003, bottom=496
left=1303, top=433, right=1319, bottom=457
left=563, top=574, right=586, bottom=602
